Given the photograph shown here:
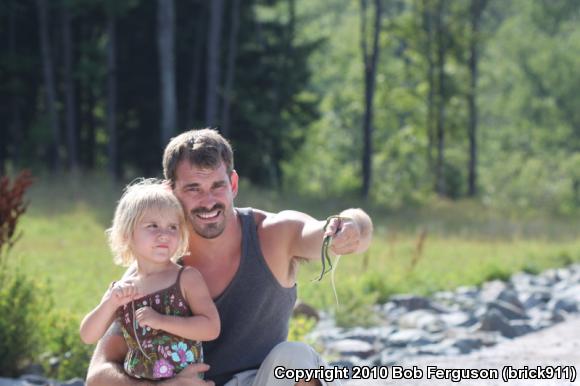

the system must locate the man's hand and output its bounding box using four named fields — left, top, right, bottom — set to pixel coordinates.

left=325, top=209, right=373, bottom=255
left=164, top=363, right=214, bottom=386
left=135, top=306, right=162, bottom=330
